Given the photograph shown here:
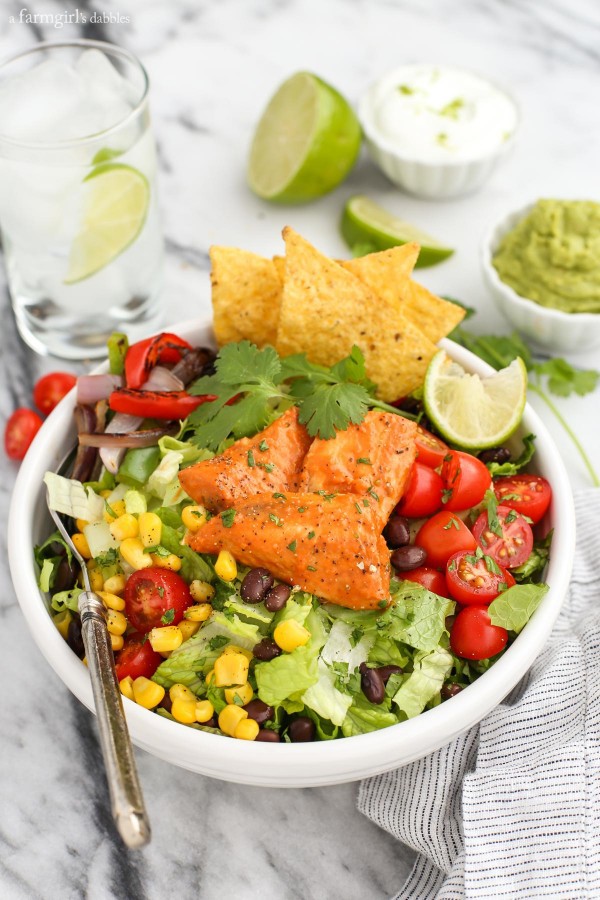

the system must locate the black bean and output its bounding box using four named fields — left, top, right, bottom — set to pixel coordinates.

left=391, top=545, right=426, bottom=571
left=445, top=615, right=456, bottom=632
left=255, top=729, right=281, bottom=743
left=67, top=615, right=85, bottom=659
left=384, top=515, right=410, bottom=548
left=241, top=567, right=274, bottom=604
left=243, top=699, right=274, bottom=725
left=159, top=693, right=172, bottom=714
left=53, top=557, right=78, bottom=592
left=478, top=447, right=511, bottom=465
left=288, top=717, right=315, bottom=742
left=252, top=638, right=281, bottom=661
left=376, top=664, right=403, bottom=685
left=264, top=583, right=291, bottom=612
left=203, top=716, right=218, bottom=729
left=359, top=662, right=385, bottom=704
left=441, top=683, right=463, bottom=701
